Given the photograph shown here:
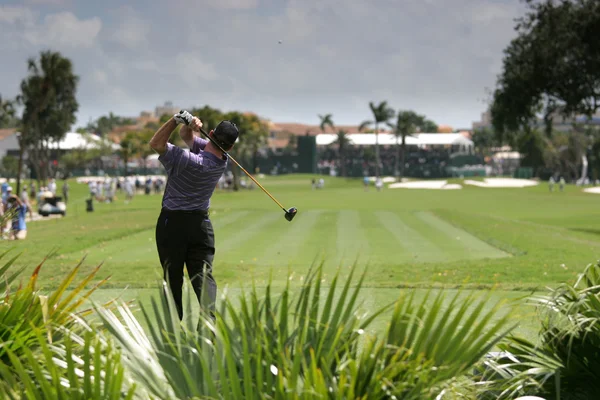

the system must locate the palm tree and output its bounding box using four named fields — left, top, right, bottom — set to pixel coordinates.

left=0, top=95, right=16, bottom=128
left=120, top=132, right=137, bottom=176
left=359, top=101, right=395, bottom=178
left=332, top=130, right=352, bottom=177
left=18, top=50, right=78, bottom=186
left=318, top=113, right=334, bottom=133
left=388, top=111, right=420, bottom=179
